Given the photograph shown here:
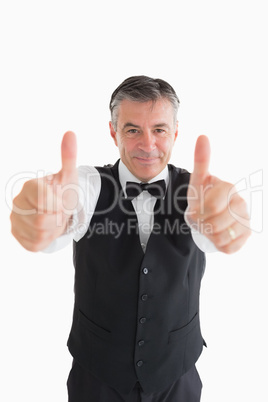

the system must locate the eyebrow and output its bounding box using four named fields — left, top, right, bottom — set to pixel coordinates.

left=153, top=123, right=170, bottom=129
left=122, top=122, right=140, bottom=130
left=122, top=122, right=171, bottom=130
